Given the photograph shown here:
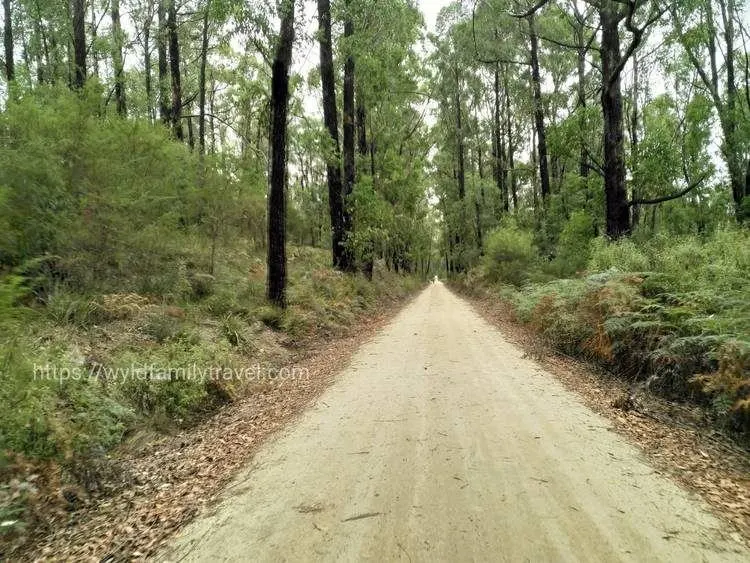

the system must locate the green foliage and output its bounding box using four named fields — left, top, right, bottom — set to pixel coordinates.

left=482, top=224, right=538, bottom=286
left=551, top=211, right=596, bottom=277
left=588, top=237, right=651, bottom=272
left=467, top=227, right=750, bottom=437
